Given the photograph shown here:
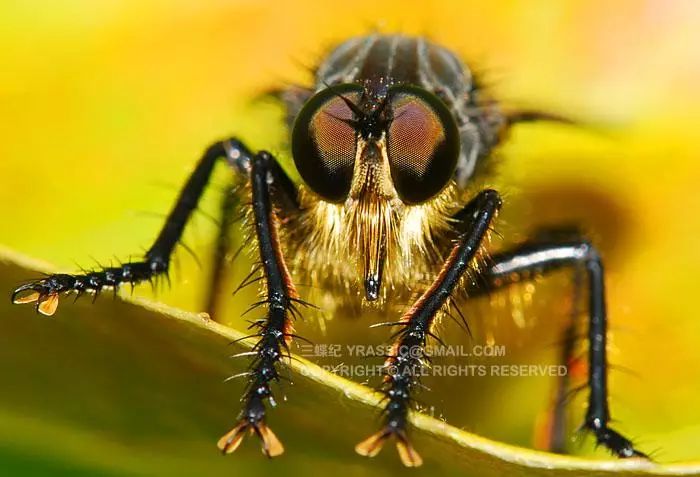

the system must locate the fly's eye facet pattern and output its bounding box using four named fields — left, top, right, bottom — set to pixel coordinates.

left=292, top=84, right=363, bottom=202
left=386, top=85, right=460, bottom=204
